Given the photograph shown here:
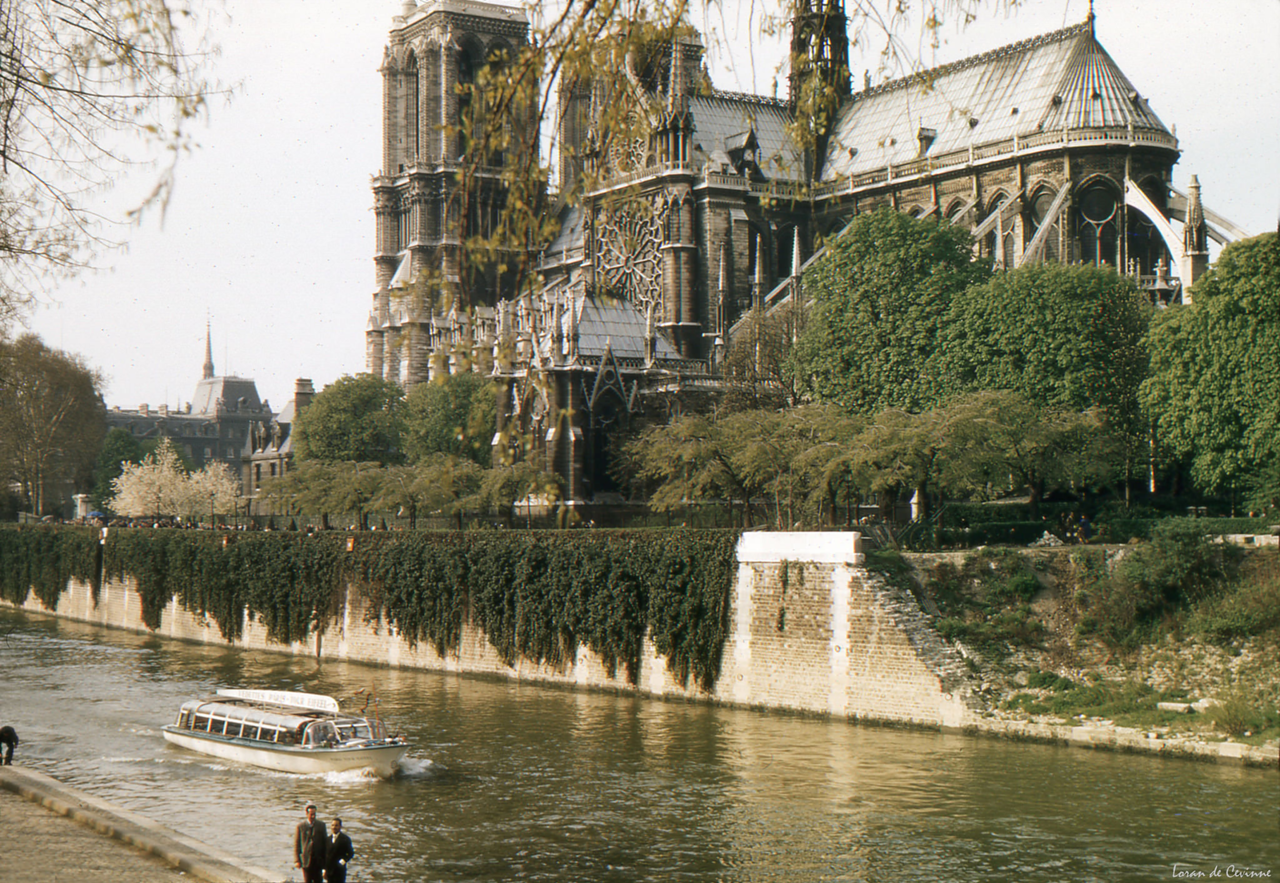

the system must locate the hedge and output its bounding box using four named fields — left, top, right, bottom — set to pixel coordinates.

left=1, top=526, right=741, bottom=692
